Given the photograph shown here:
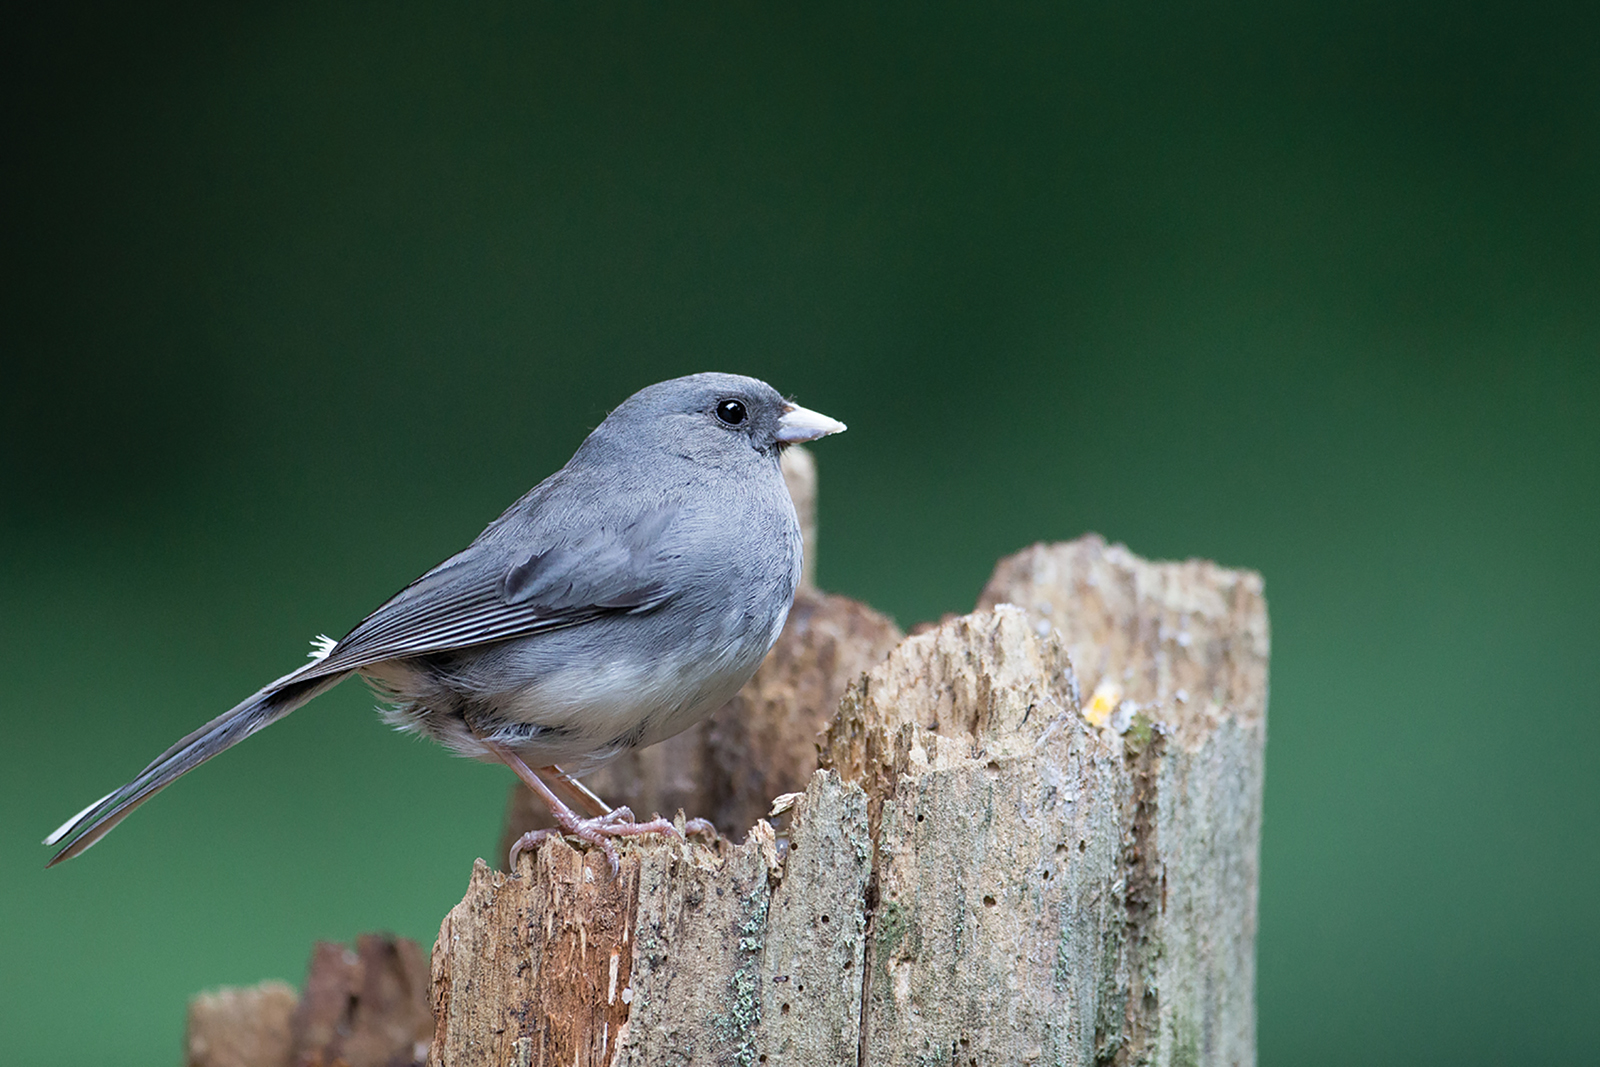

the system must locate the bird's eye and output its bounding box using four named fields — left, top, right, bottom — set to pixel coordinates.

left=715, top=399, right=748, bottom=426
